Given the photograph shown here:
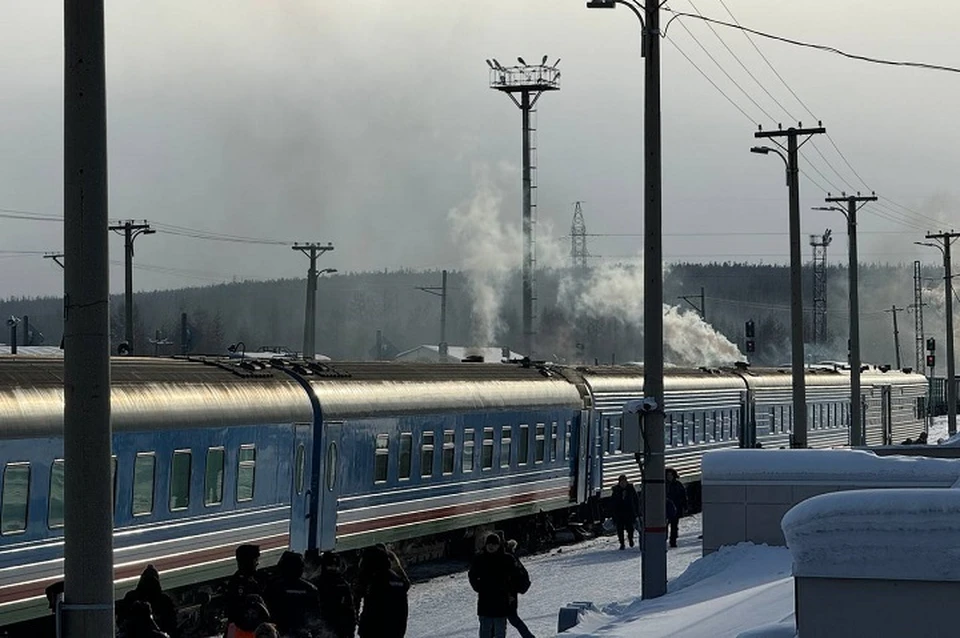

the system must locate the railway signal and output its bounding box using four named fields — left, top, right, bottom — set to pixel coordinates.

left=745, top=320, right=756, bottom=354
